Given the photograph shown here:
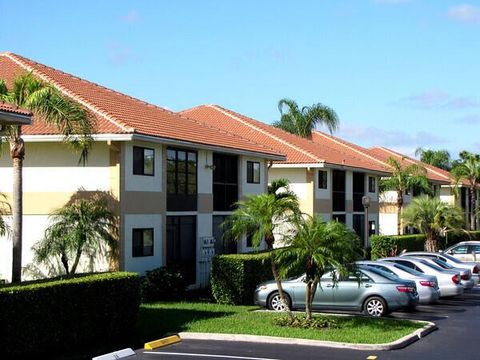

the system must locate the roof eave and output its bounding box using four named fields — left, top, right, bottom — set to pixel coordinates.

left=0, top=111, right=32, bottom=125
